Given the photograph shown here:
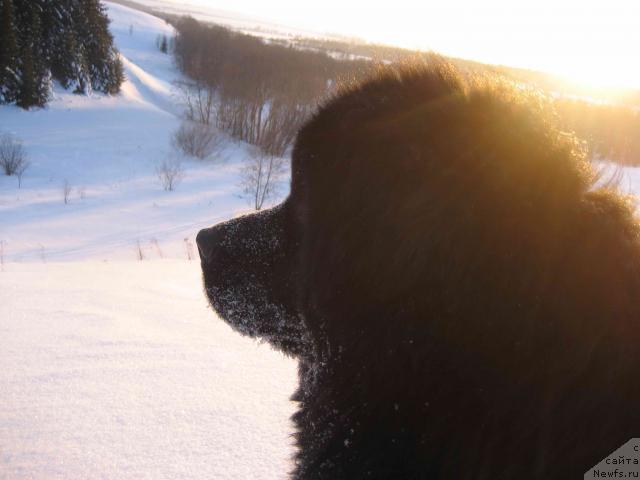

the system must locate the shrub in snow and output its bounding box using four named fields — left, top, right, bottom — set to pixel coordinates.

left=171, top=121, right=221, bottom=159
left=240, top=148, right=287, bottom=211
left=15, top=159, right=29, bottom=188
left=156, top=156, right=185, bottom=191
left=0, top=133, right=29, bottom=179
